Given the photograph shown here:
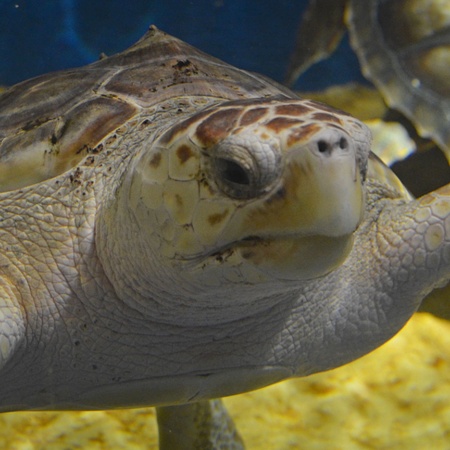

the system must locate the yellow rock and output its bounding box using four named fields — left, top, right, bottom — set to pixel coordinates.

left=298, top=84, right=387, bottom=121
left=366, top=119, right=416, bottom=166
left=227, top=312, right=450, bottom=449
